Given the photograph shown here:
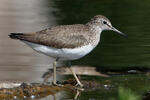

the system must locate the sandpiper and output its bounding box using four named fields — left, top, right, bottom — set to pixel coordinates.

left=9, top=15, right=127, bottom=87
